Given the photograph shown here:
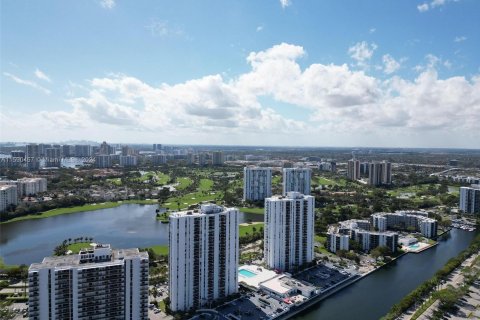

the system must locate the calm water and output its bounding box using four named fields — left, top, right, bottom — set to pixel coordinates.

left=0, top=204, right=263, bottom=265
left=295, top=228, right=478, bottom=320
